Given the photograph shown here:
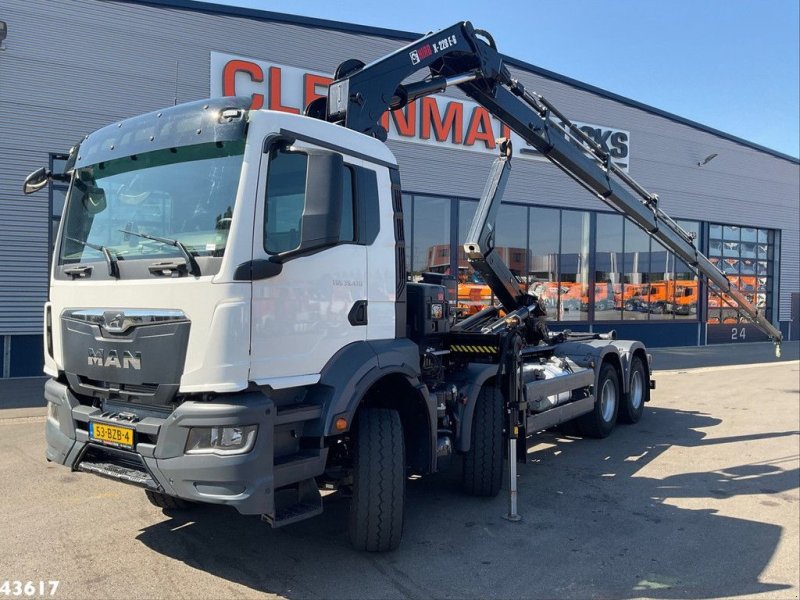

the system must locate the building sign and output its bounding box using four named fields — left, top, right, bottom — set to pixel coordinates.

left=210, top=52, right=630, bottom=171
